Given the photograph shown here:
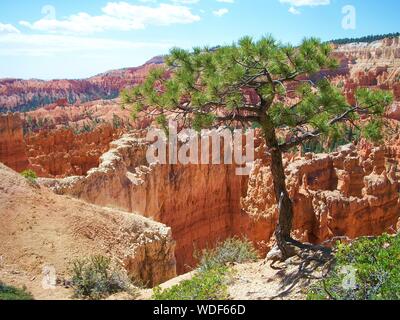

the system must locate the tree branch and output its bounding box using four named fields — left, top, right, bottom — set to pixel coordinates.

left=279, top=106, right=358, bottom=152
